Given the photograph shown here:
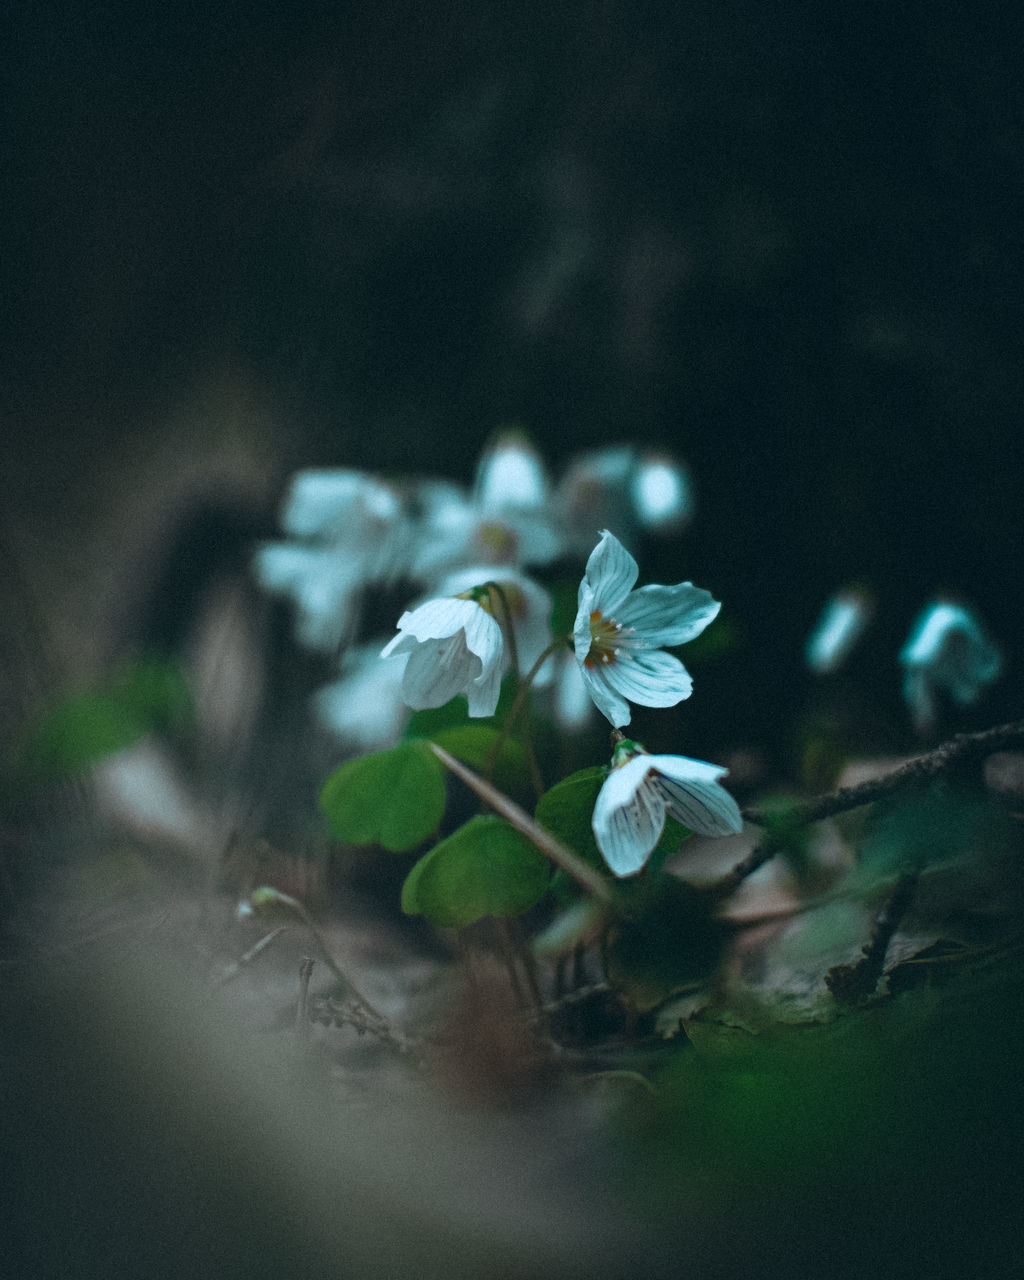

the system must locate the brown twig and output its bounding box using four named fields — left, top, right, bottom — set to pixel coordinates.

left=715, top=719, right=1024, bottom=899
left=428, top=742, right=614, bottom=903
